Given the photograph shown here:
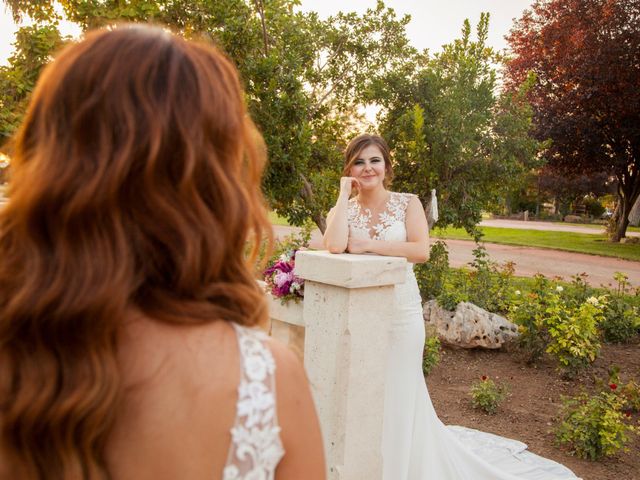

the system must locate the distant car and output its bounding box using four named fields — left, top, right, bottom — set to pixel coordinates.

left=601, top=208, right=613, bottom=219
